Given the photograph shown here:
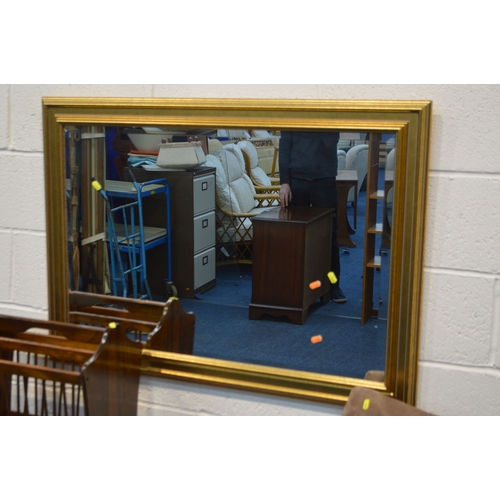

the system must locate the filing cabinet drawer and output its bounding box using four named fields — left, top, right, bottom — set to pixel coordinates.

left=193, top=174, right=215, bottom=216
left=194, top=211, right=216, bottom=254
left=194, top=247, right=216, bottom=290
